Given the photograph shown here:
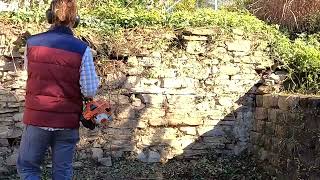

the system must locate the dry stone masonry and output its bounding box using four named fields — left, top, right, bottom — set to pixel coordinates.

left=76, top=27, right=277, bottom=164
left=251, top=94, right=320, bottom=179
left=0, top=26, right=284, bottom=172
